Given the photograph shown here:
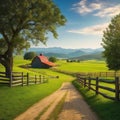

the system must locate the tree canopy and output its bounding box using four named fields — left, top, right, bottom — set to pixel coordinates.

left=0, top=0, right=66, bottom=76
left=24, top=52, right=37, bottom=60
left=49, top=56, right=57, bottom=63
left=102, top=14, right=120, bottom=71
